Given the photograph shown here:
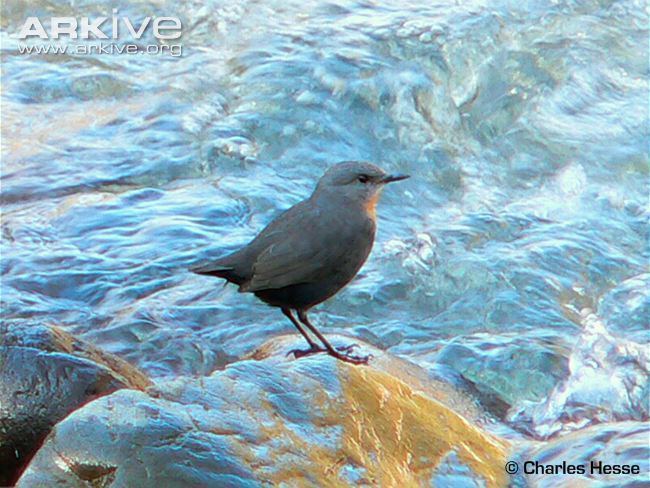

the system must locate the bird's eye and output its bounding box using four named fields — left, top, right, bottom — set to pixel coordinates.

left=357, top=174, right=370, bottom=183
